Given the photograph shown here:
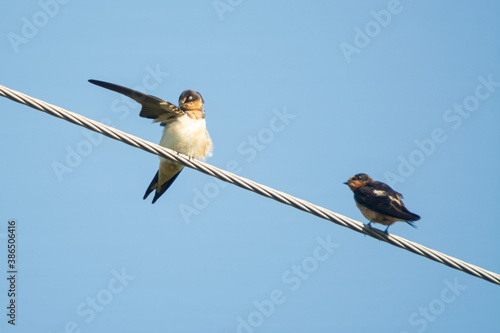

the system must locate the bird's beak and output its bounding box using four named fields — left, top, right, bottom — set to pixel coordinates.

left=343, top=181, right=348, bottom=185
